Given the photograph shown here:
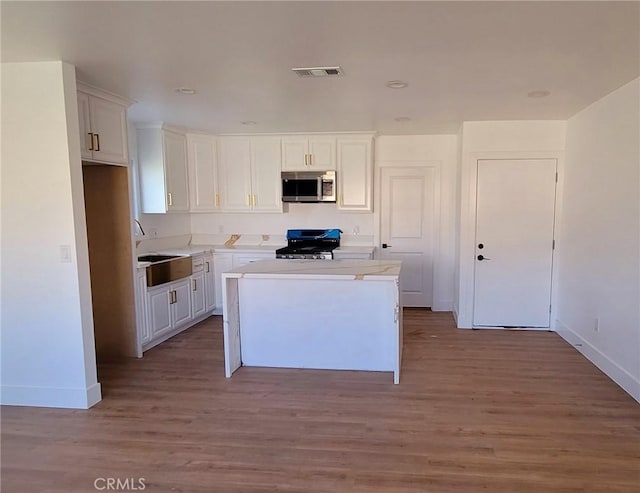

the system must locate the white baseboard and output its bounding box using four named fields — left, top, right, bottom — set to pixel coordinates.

left=556, top=319, right=640, bottom=404
left=0, top=382, right=102, bottom=409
